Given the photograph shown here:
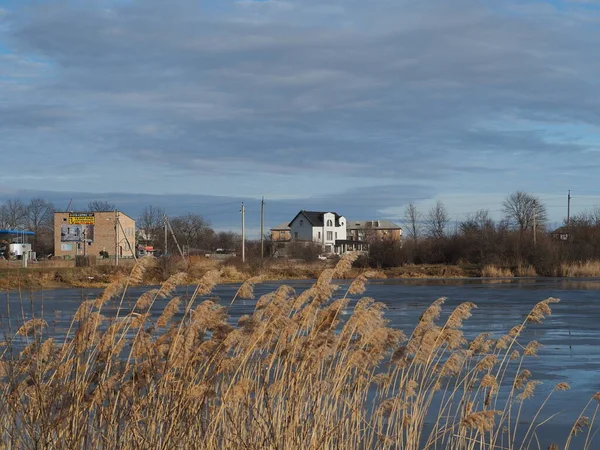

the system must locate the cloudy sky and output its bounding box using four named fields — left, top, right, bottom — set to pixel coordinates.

left=1, top=0, right=599, bottom=235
